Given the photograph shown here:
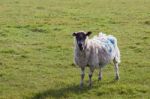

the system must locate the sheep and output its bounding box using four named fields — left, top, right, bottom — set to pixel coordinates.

left=72, top=31, right=120, bottom=87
